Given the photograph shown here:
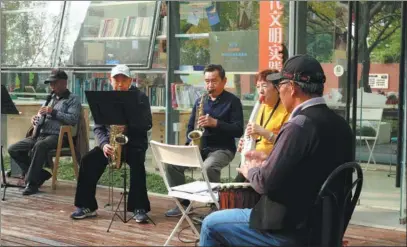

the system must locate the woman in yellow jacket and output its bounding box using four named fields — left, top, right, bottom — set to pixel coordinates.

left=235, top=69, right=290, bottom=181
